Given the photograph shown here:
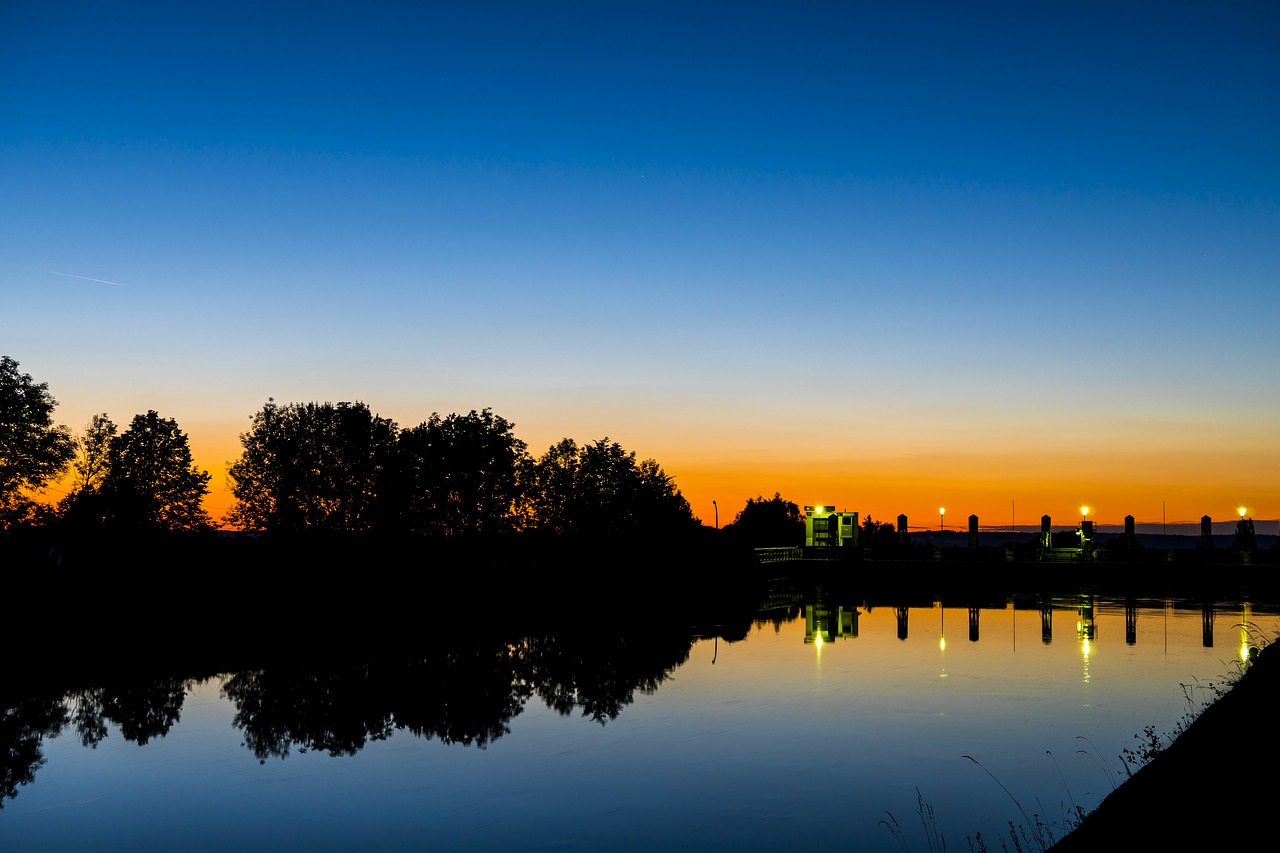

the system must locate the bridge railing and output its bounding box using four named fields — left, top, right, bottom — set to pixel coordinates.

left=754, top=546, right=804, bottom=564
